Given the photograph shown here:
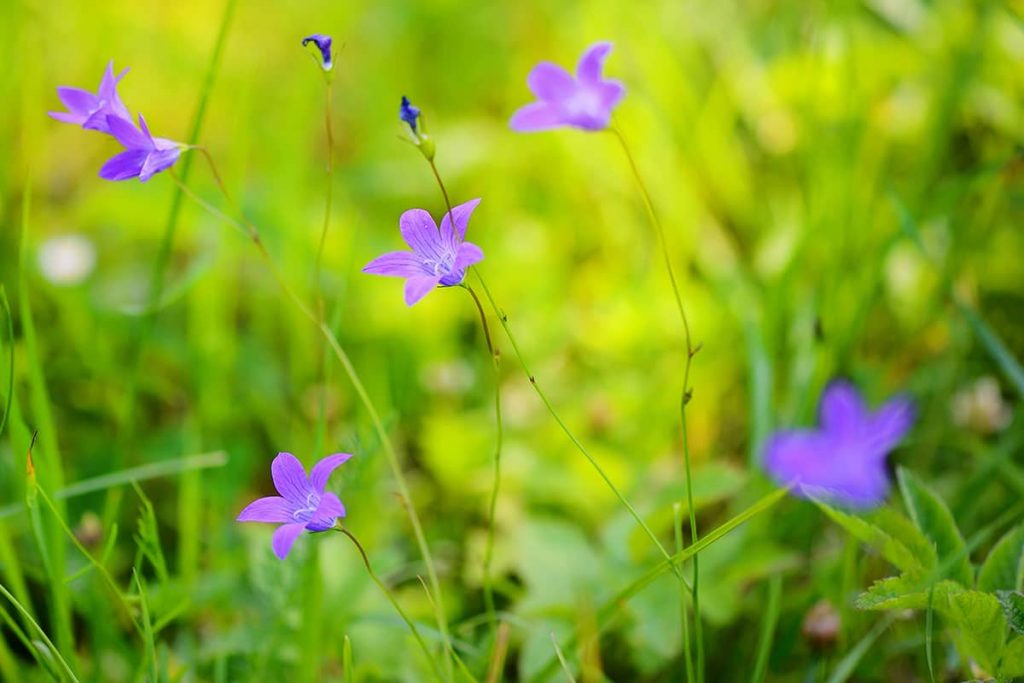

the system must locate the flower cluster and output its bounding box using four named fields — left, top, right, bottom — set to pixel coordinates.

left=53, top=39, right=921, bottom=562
left=49, top=61, right=184, bottom=182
